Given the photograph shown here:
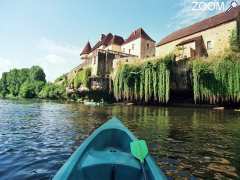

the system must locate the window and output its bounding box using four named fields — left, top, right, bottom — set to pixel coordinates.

left=129, top=49, right=131, bottom=54
left=207, top=41, right=213, bottom=49
left=132, top=44, right=134, bottom=50
left=123, top=48, right=125, bottom=53
left=147, top=43, right=150, bottom=49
